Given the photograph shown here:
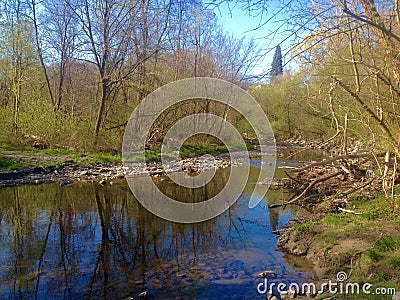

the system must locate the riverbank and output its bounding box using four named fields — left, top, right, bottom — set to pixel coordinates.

left=0, top=145, right=266, bottom=188
left=0, top=137, right=329, bottom=189
left=274, top=152, right=400, bottom=299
